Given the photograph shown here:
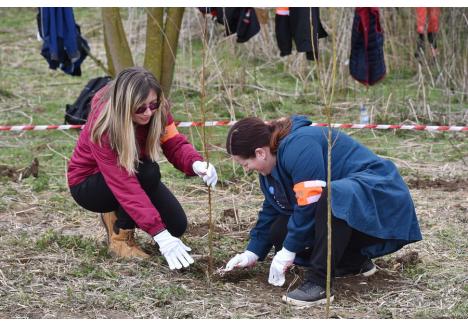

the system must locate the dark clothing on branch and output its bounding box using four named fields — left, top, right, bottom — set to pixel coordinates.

left=349, top=7, right=386, bottom=85
left=199, top=7, right=260, bottom=43
left=275, top=7, right=328, bottom=61
left=37, top=8, right=89, bottom=76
